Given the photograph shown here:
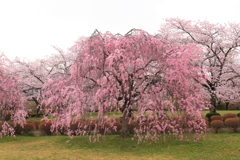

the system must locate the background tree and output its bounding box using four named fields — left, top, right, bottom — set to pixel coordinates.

left=43, top=29, right=207, bottom=141
left=159, top=18, right=240, bottom=112
left=12, top=47, right=76, bottom=117
left=0, top=54, right=26, bottom=136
